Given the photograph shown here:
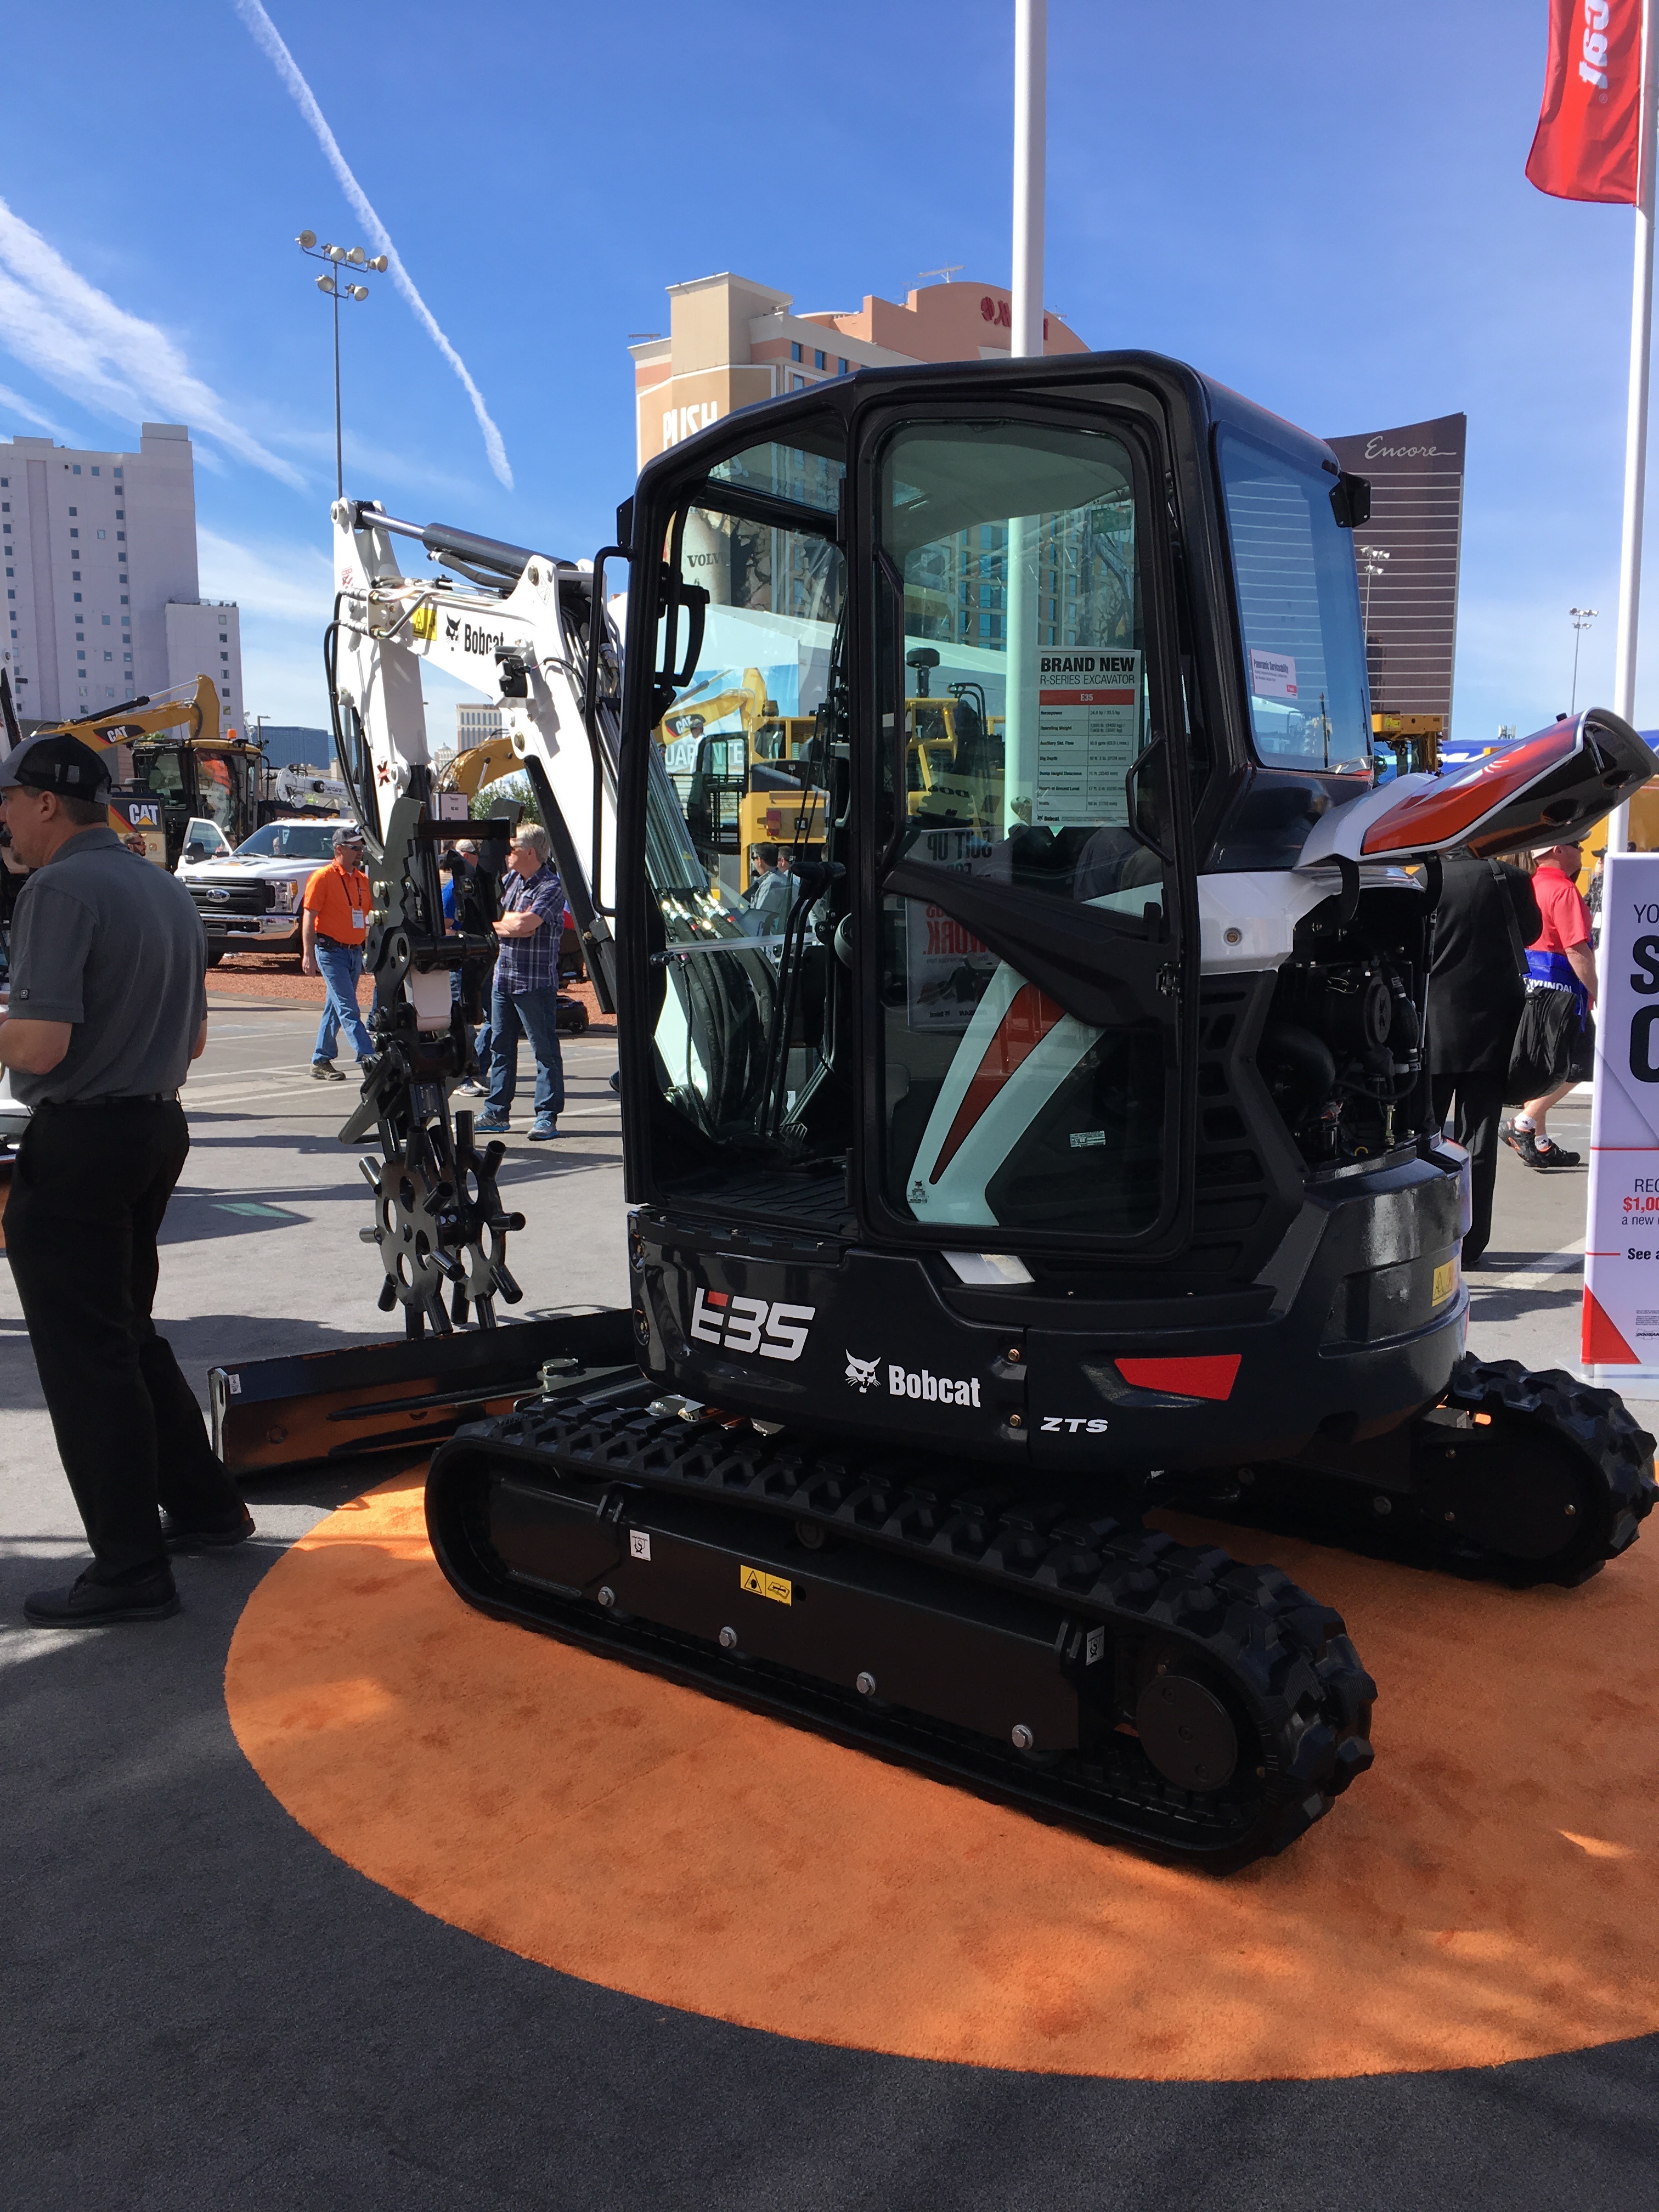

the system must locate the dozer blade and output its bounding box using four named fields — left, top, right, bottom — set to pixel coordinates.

left=428, top=1389, right=1377, bottom=1874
